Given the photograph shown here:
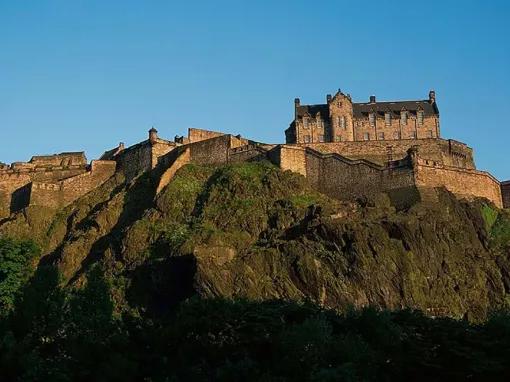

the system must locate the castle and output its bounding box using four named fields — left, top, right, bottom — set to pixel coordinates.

left=285, top=90, right=440, bottom=144
left=1, top=89, right=509, bottom=219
